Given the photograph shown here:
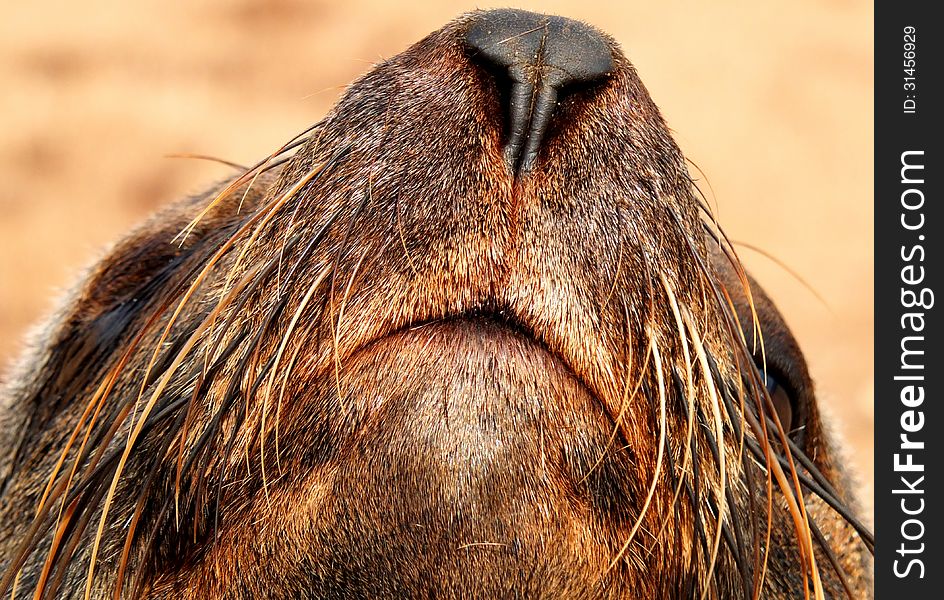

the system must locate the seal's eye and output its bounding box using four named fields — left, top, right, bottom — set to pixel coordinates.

left=761, top=369, right=794, bottom=435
